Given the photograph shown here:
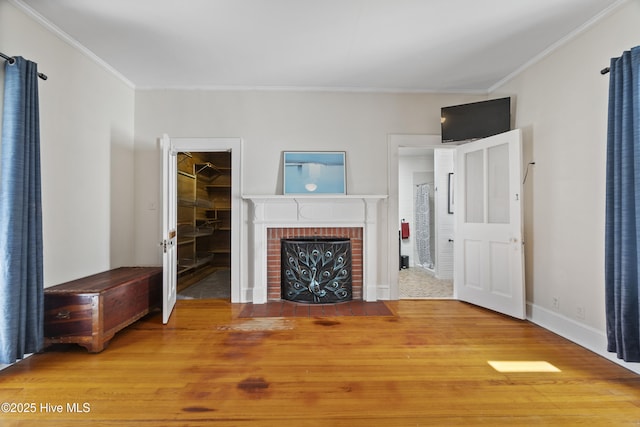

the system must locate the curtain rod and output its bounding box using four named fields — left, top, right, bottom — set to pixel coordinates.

left=601, top=67, right=610, bottom=75
left=0, top=52, right=48, bottom=80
